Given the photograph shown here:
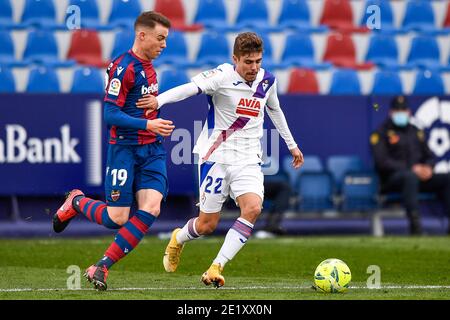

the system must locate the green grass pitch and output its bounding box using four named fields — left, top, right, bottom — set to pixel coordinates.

left=0, top=236, right=449, bottom=300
